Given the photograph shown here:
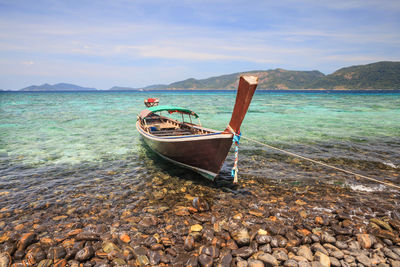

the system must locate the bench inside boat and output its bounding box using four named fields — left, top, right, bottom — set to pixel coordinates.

left=142, top=115, right=212, bottom=136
